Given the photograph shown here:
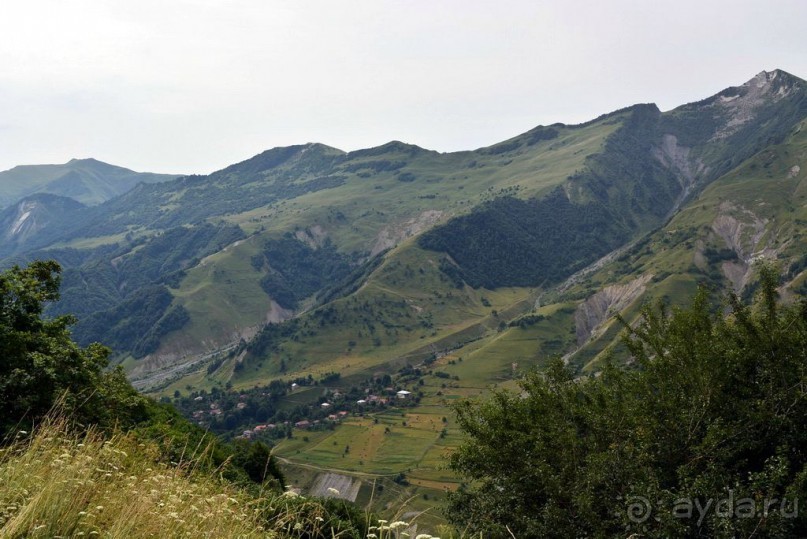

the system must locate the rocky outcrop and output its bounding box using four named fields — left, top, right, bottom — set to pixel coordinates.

left=711, top=202, right=775, bottom=292
left=371, top=210, right=444, bottom=256
left=0, top=193, right=84, bottom=246
left=712, top=70, right=801, bottom=140
left=653, top=134, right=700, bottom=188
left=711, top=202, right=768, bottom=260
left=652, top=134, right=707, bottom=217
left=295, top=225, right=328, bottom=248
left=574, top=274, right=653, bottom=346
